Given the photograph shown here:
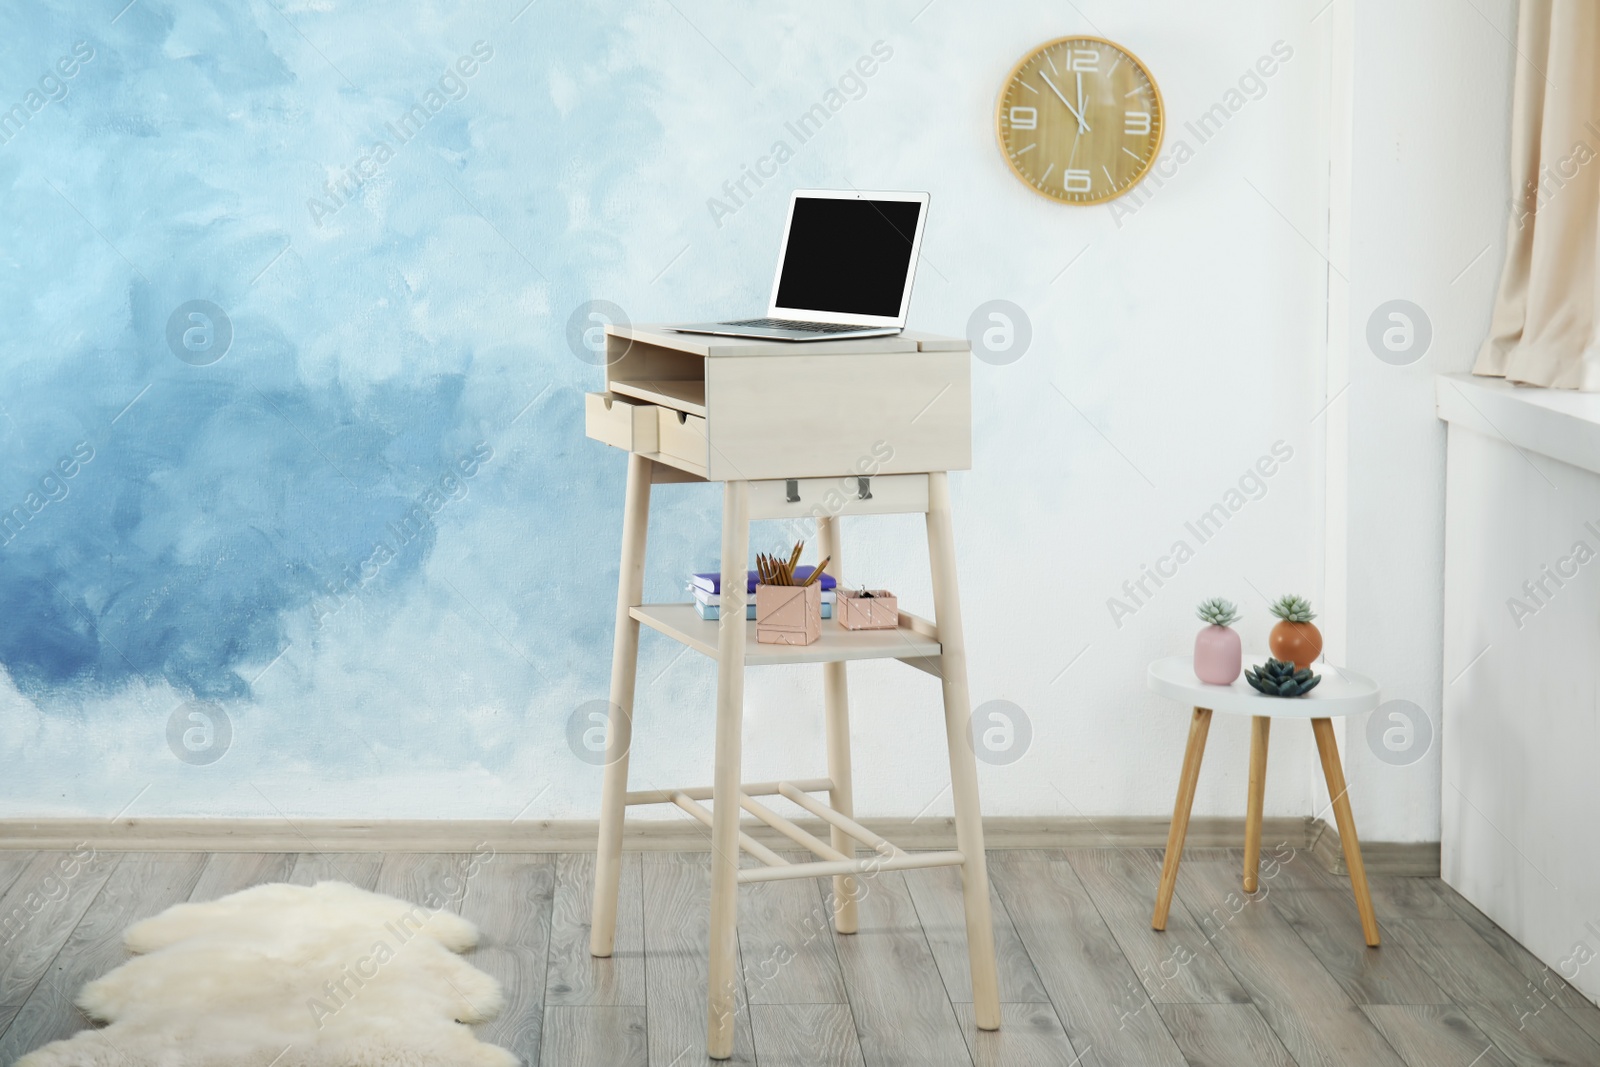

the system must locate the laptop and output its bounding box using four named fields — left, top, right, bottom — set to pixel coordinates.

left=669, top=189, right=929, bottom=342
